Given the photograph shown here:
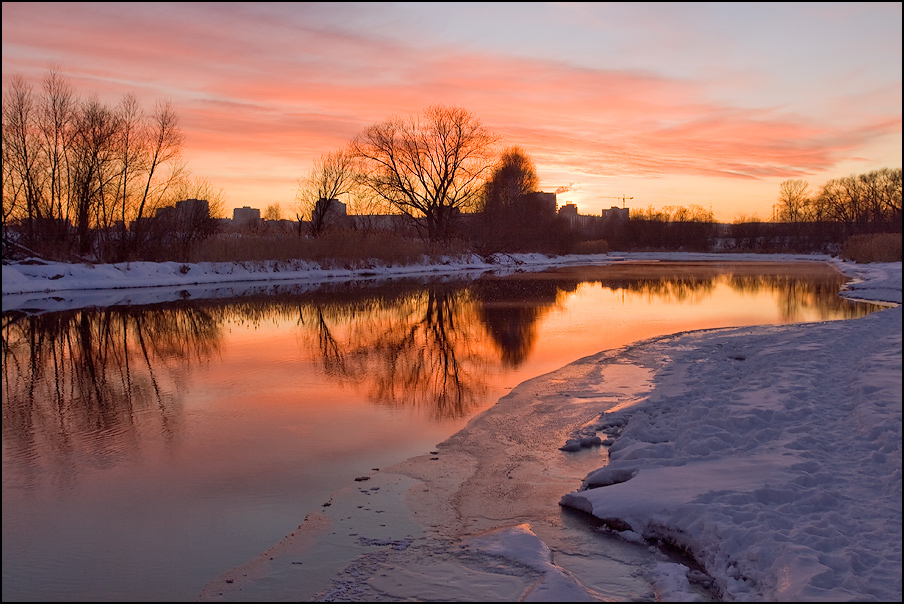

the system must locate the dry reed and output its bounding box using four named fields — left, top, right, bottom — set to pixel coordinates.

left=184, top=230, right=464, bottom=267
left=840, top=233, right=902, bottom=264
